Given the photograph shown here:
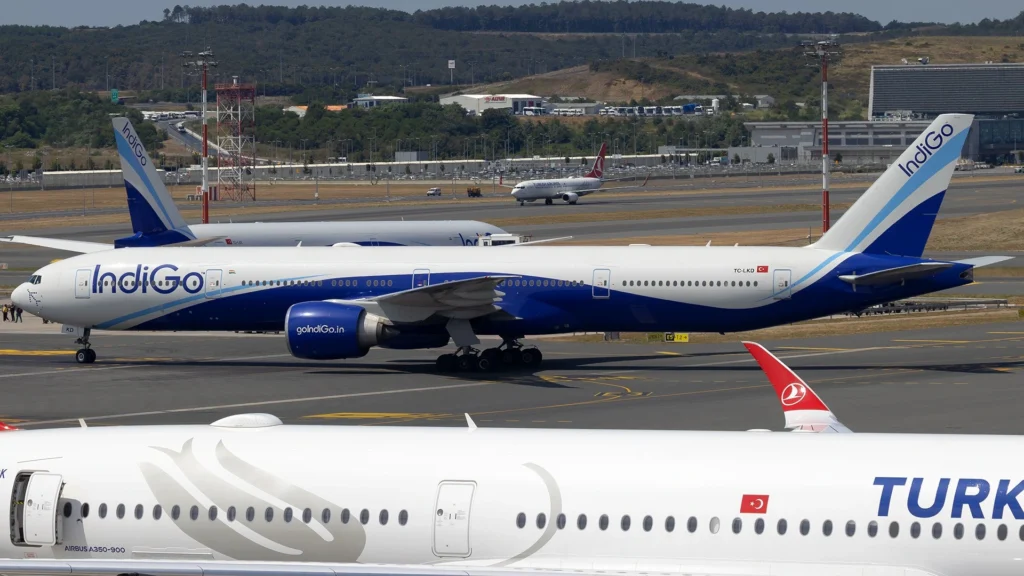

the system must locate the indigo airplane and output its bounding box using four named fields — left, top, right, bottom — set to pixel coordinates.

left=0, top=344, right=1021, bottom=576
left=0, top=117, right=508, bottom=254
left=11, top=114, right=1009, bottom=367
